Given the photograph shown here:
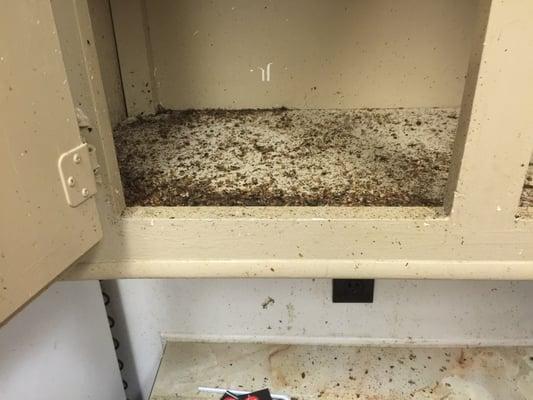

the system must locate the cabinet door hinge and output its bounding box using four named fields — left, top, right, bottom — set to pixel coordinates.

left=58, top=142, right=98, bottom=207
left=58, top=108, right=99, bottom=207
